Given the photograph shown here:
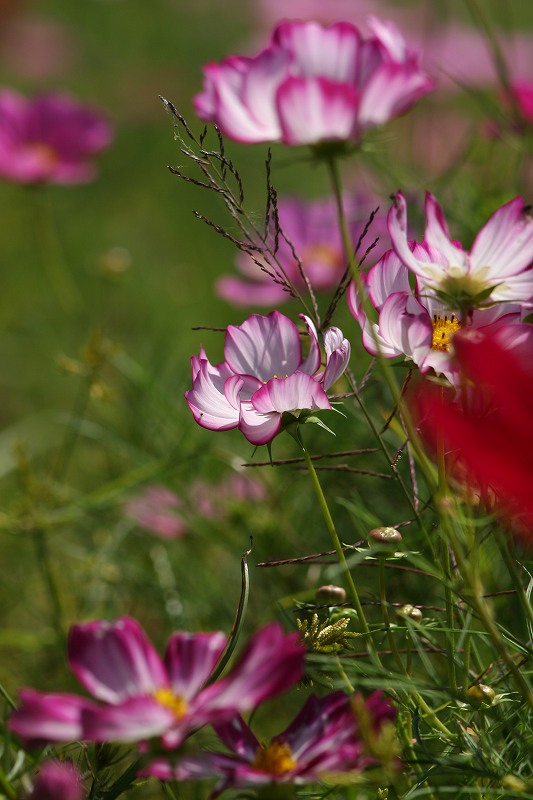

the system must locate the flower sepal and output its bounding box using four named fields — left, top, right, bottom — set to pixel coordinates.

left=281, top=410, right=336, bottom=439
left=431, top=282, right=503, bottom=319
